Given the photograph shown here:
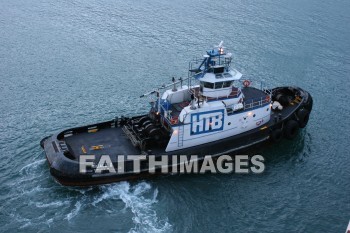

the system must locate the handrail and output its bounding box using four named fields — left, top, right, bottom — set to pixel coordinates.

left=160, top=104, right=180, bottom=125
left=243, top=95, right=271, bottom=110
left=160, top=104, right=171, bottom=121
left=189, top=56, right=231, bottom=70
left=140, top=72, right=203, bottom=98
